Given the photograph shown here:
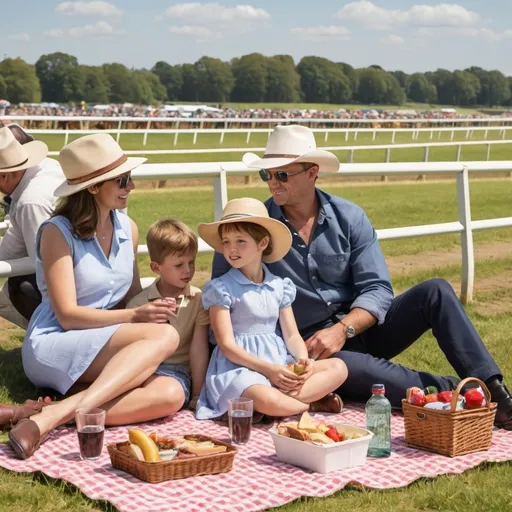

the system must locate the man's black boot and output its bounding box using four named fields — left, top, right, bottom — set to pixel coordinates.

left=485, top=377, right=512, bottom=430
